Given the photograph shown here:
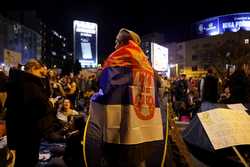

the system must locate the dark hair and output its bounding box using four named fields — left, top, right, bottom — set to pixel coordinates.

left=207, top=68, right=213, bottom=74
left=63, top=98, right=74, bottom=110
left=117, top=30, right=133, bottom=45
left=24, top=58, right=44, bottom=72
